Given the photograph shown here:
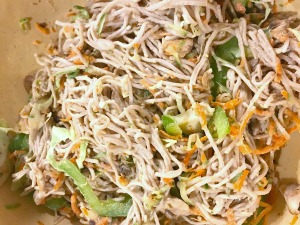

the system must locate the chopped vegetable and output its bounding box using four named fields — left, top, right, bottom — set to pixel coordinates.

left=45, top=197, right=68, bottom=210
left=28, top=97, right=53, bottom=131
left=5, top=203, right=21, bottom=210
left=166, top=24, right=188, bottom=37
left=178, top=178, right=194, bottom=205
left=144, top=186, right=168, bottom=211
left=9, top=133, right=29, bottom=152
left=212, top=107, right=230, bottom=138
left=76, top=141, right=88, bottom=169
left=72, top=5, right=90, bottom=21
left=211, top=37, right=241, bottom=99
left=161, top=115, right=182, bottom=136
left=46, top=127, right=132, bottom=217
left=97, top=14, right=107, bottom=36
left=163, top=103, right=214, bottom=136
left=19, top=17, right=32, bottom=31
left=211, top=58, right=228, bottom=99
